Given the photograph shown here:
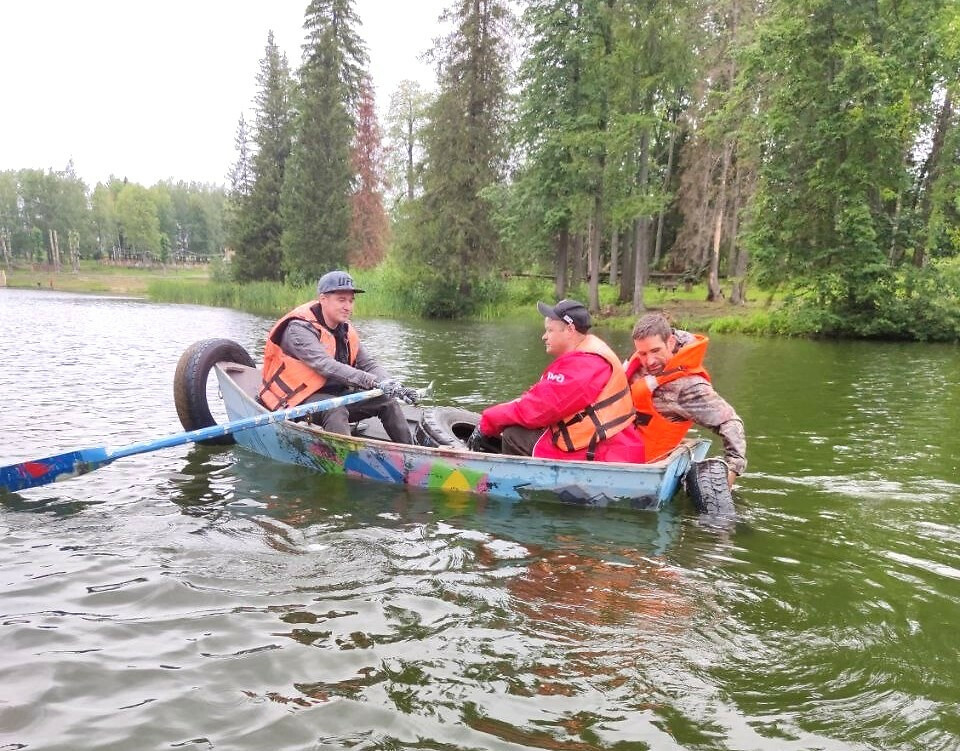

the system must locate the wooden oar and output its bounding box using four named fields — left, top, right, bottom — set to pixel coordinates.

left=0, top=388, right=386, bottom=494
